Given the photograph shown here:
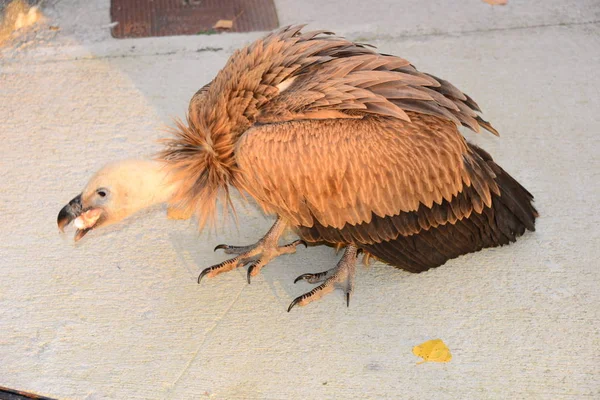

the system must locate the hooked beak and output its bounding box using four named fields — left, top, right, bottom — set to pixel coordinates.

left=57, top=194, right=100, bottom=242
left=58, top=194, right=83, bottom=232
